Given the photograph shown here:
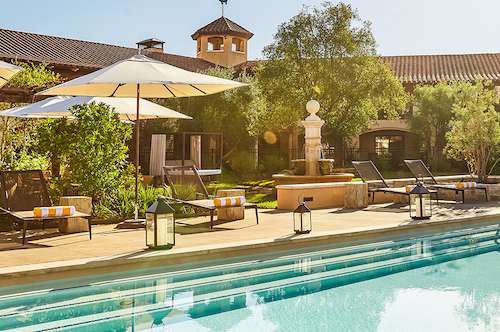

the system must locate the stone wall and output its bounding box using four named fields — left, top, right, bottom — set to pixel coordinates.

left=276, top=175, right=500, bottom=210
